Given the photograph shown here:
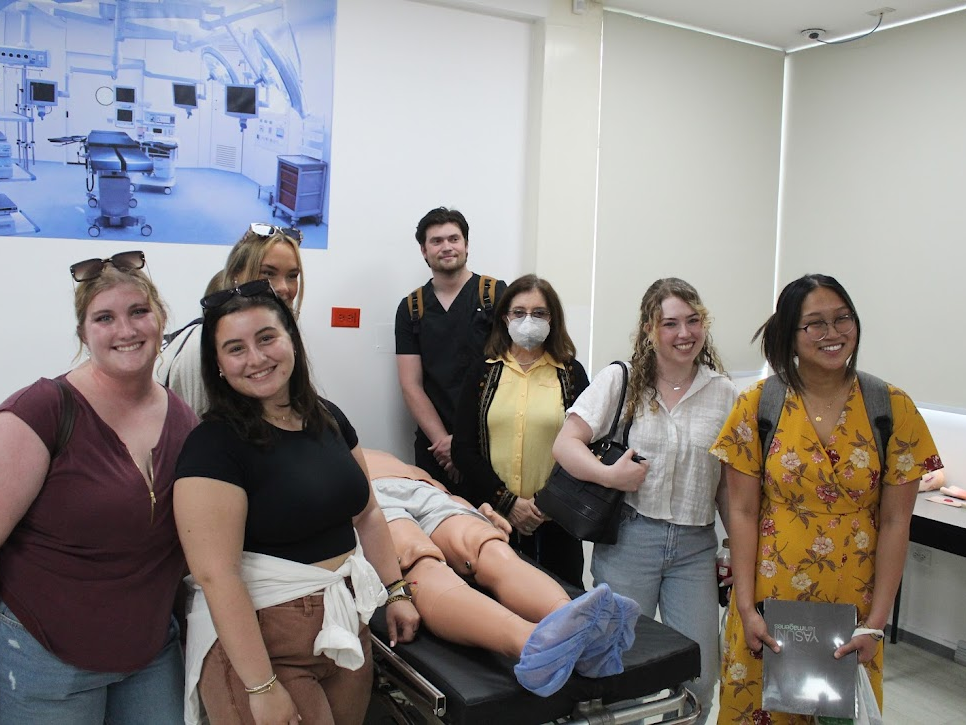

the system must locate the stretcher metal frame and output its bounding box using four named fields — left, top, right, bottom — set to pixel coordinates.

left=367, top=603, right=701, bottom=725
